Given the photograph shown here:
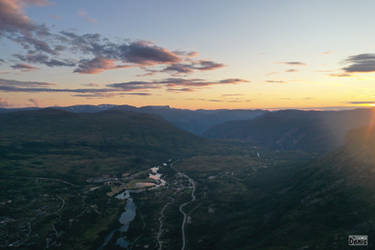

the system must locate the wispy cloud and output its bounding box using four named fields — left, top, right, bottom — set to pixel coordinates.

left=72, top=93, right=117, bottom=99
left=28, top=97, right=39, bottom=106
left=322, top=51, right=333, bottom=55
left=78, top=10, right=96, bottom=23
left=186, top=97, right=251, bottom=103
left=125, top=92, right=151, bottom=96
left=81, top=82, right=99, bottom=87
left=347, top=101, right=375, bottom=104
left=14, top=53, right=75, bottom=67
left=0, top=78, right=54, bottom=87
left=108, top=78, right=249, bottom=90
left=285, top=69, right=299, bottom=72
left=278, top=61, right=306, bottom=66
left=266, top=80, right=285, bottom=83
left=0, top=97, right=10, bottom=107
left=221, top=93, right=243, bottom=97
left=0, top=77, right=249, bottom=95
left=11, top=63, right=39, bottom=72
left=167, top=87, right=194, bottom=92
left=329, top=73, right=351, bottom=77
left=74, top=57, right=132, bottom=74
left=161, top=60, right=224, bottom=75
left=72, top=92, right=151, bottom=99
